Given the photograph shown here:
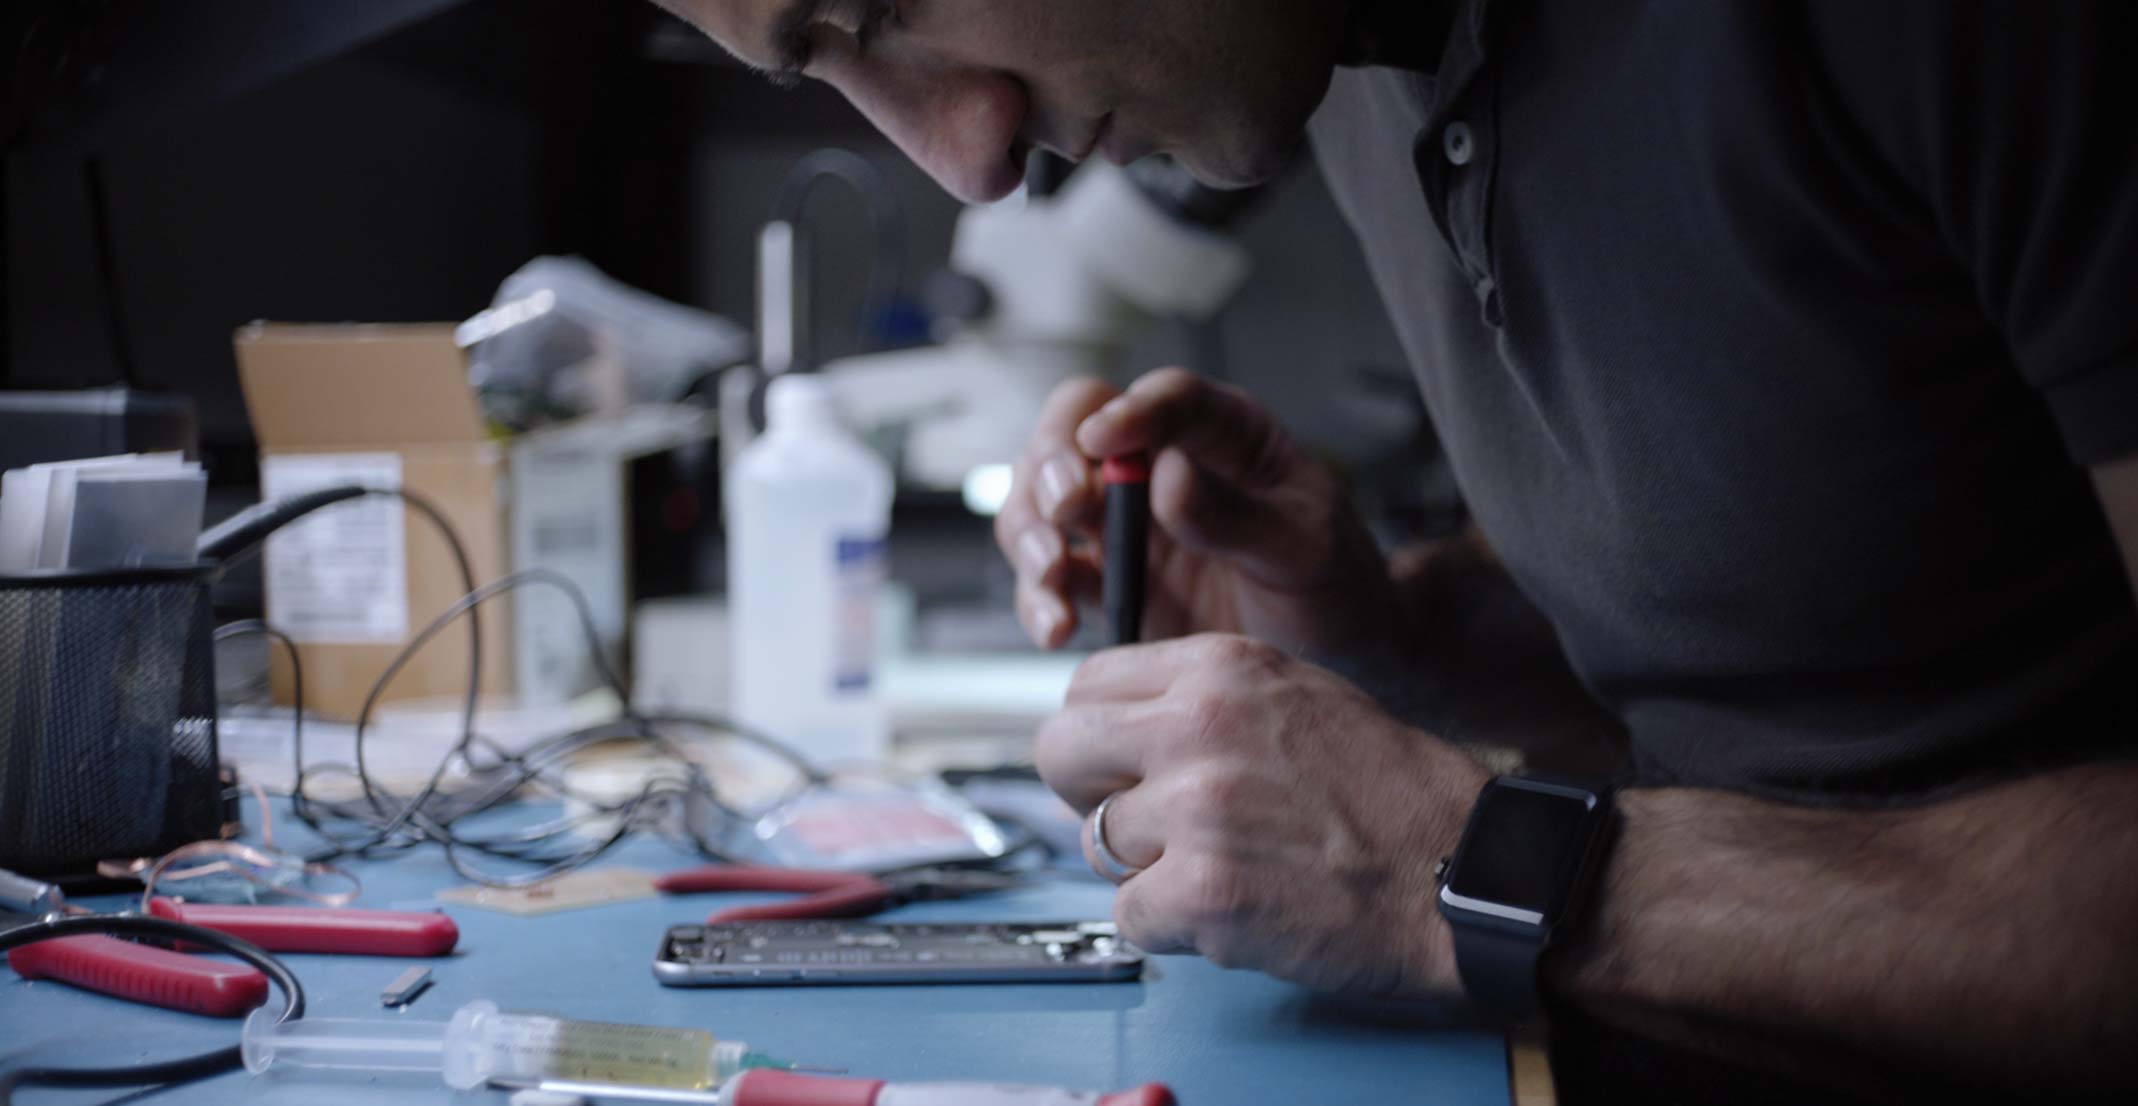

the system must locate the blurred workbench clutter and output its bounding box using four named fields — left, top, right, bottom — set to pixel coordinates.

left=2, top=3, right=1489, bottom=1100
left=0, top=151, right=1506, bottom=1106
left=0, top=390, right=1508, bottom=1102
left=18, top=0, right=2138, bottom=1100
left=0, top=248, right=1507, bottom=1101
